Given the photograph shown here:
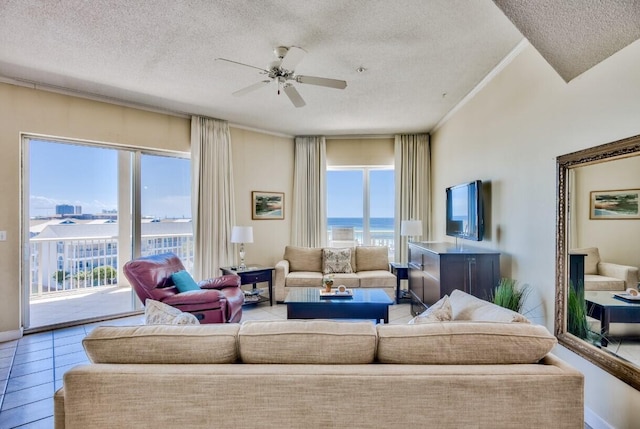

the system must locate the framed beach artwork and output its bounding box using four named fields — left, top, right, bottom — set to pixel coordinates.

left=589, top=189, right=640, bottom=219
left=252, top=191, right=284, bottom=220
